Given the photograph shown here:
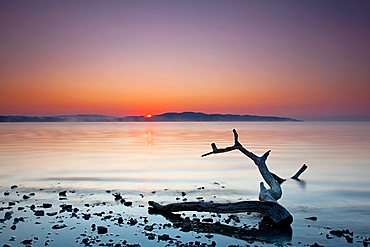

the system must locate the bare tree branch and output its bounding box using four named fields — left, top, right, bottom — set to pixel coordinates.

left=291, top=164, right=308, bottom=180
left=201, top=129, right=281, bottom=202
